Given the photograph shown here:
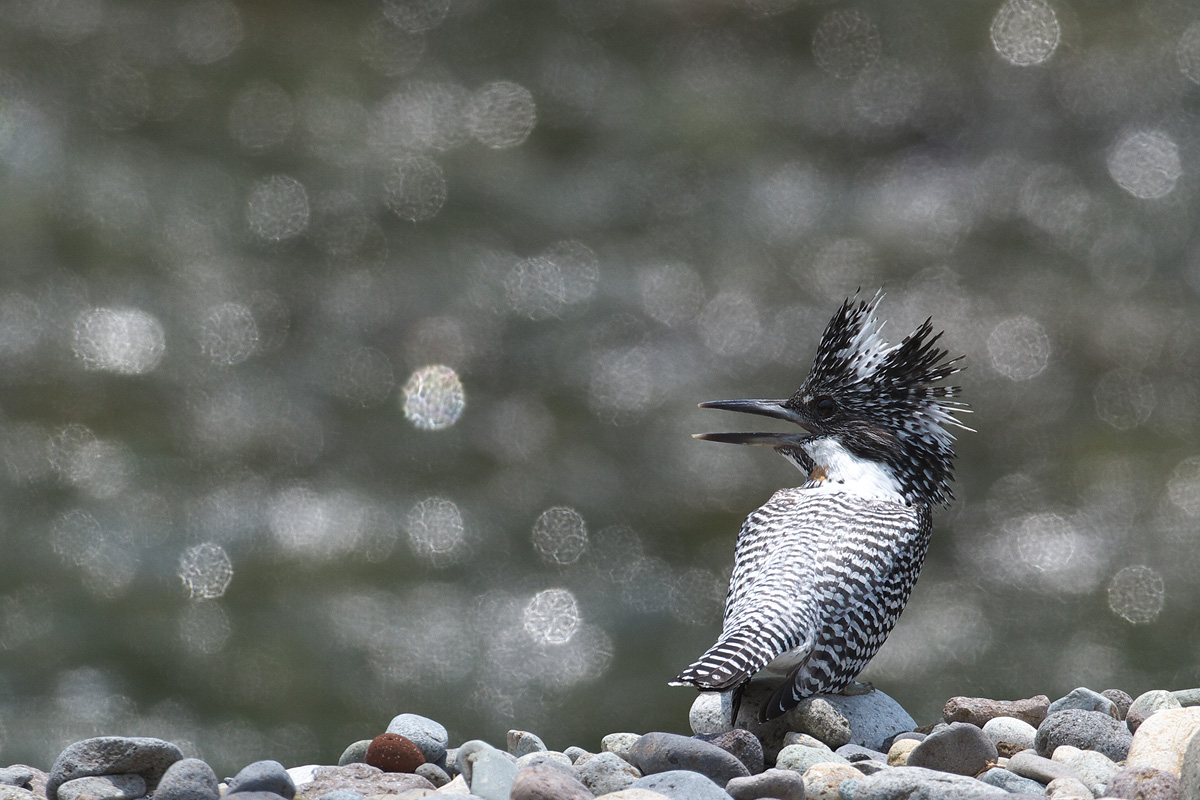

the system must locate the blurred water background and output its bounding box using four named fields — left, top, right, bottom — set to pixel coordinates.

left=2, top=0, right=1200, bottom=777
